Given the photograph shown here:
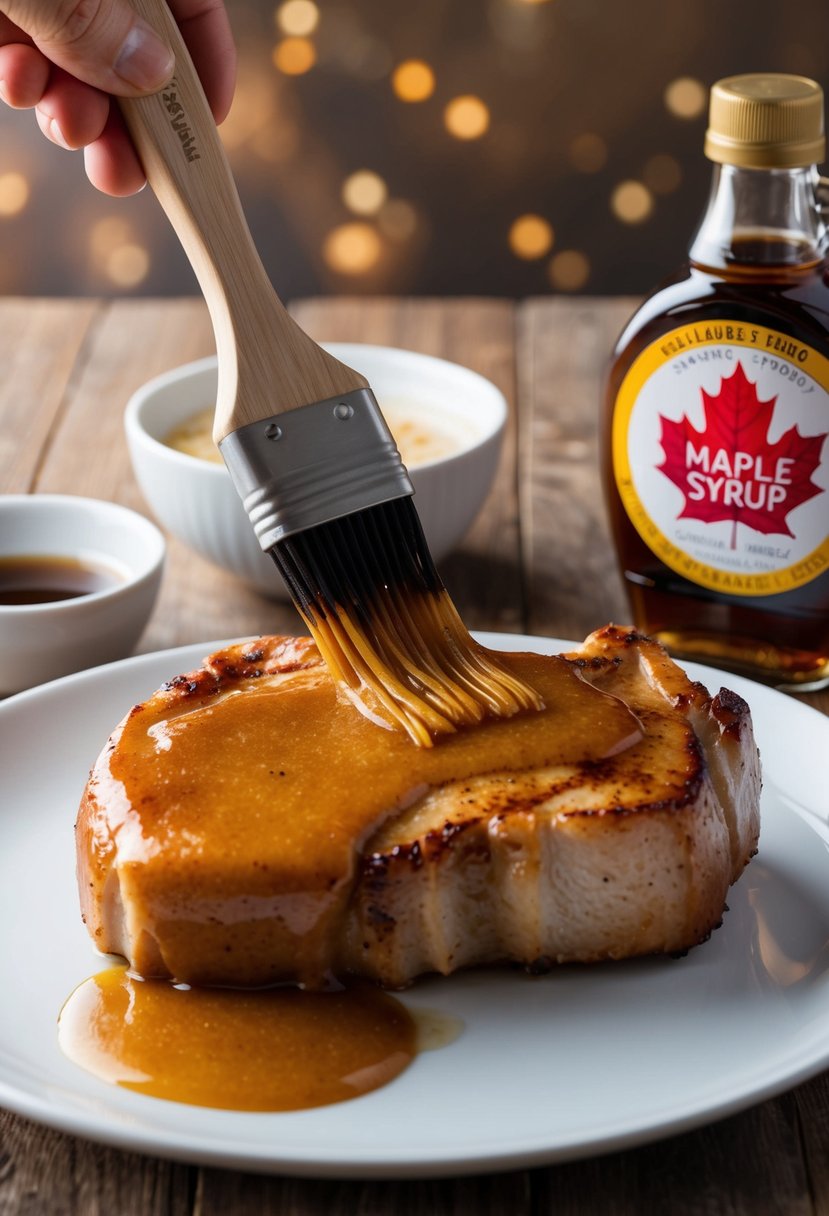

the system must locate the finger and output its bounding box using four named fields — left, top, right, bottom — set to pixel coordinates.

left=36, top=66, right=109, bottom=148
left=0, top=0, right=174, bottom=95
left=0, top=11, right=33, bottom=45
left=83, top=106, right=146, bottom=196
left=35, top=103, right=68, bottom=148
left=169, top=0, right=235, bottom=122
left=0, top=2, right=234, bottom=121
left=0, top=41, right=48, bottom=107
